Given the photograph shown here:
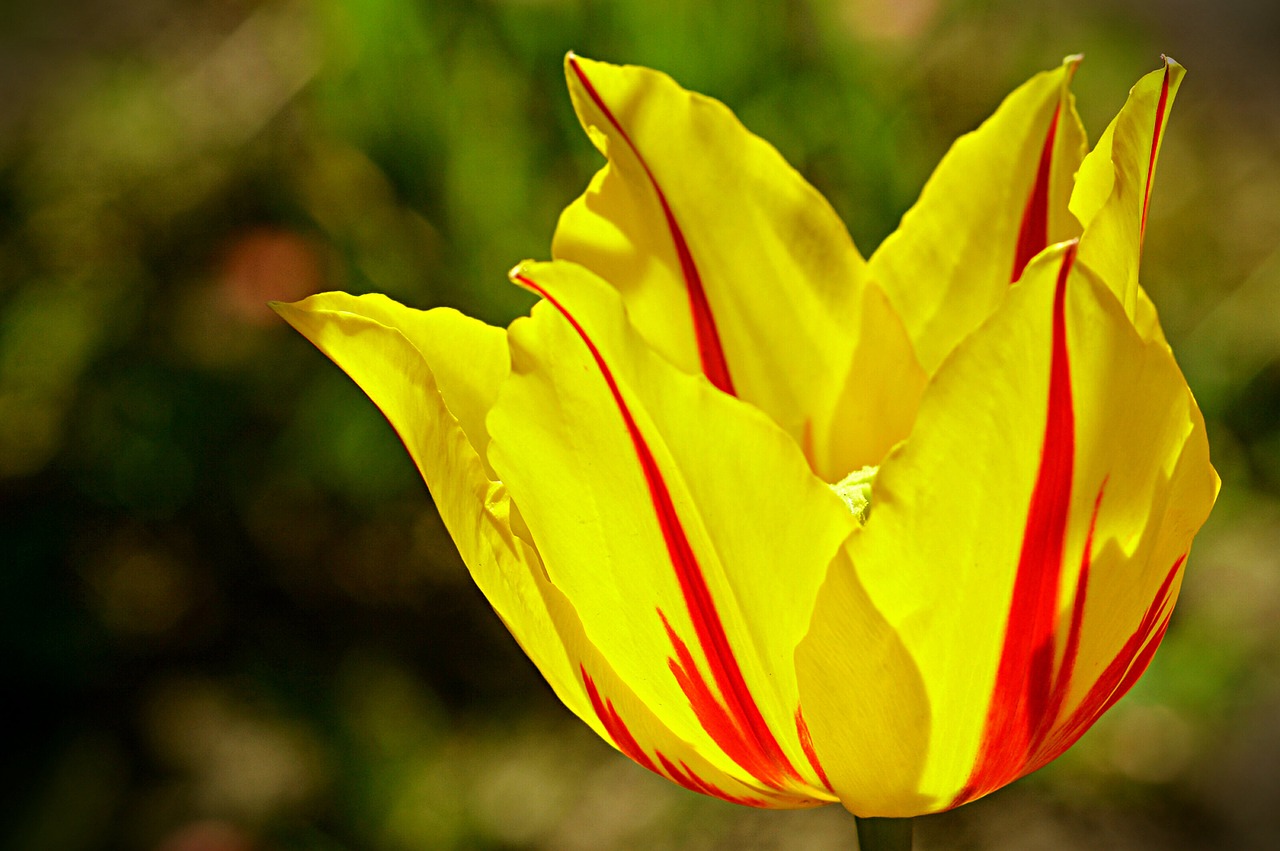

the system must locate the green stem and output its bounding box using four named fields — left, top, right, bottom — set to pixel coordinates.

left=855, top=816, right=913, bottom=851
